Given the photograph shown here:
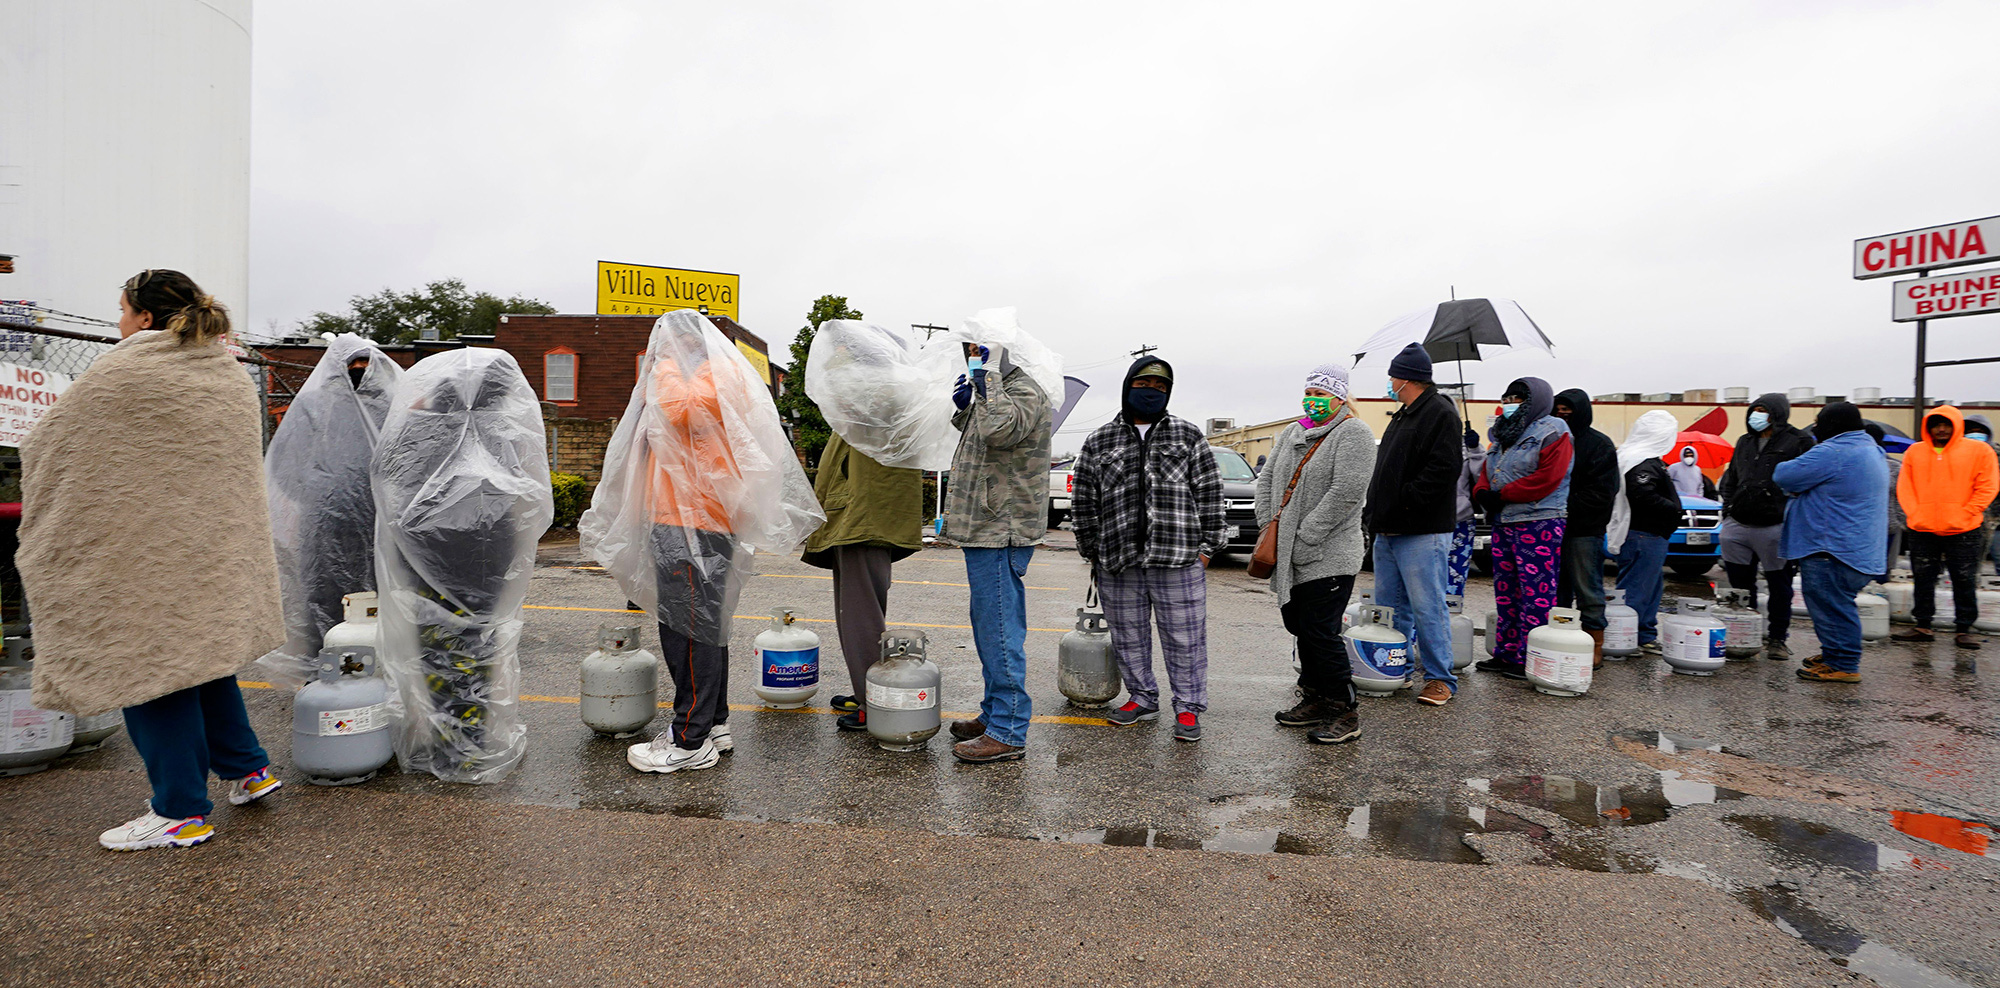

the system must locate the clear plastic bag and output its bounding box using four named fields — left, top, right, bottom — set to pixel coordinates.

left=257, top=334, right=403, bottom=687
left=805, top=320, right=961, bottom=471
left=579, top=310, right=823, bottom=645
left=1607, top=409, right=1680, bottom=556
left=914, top=306, right=1065, bottom=411
left=371, top=348, right=552, bottom=784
